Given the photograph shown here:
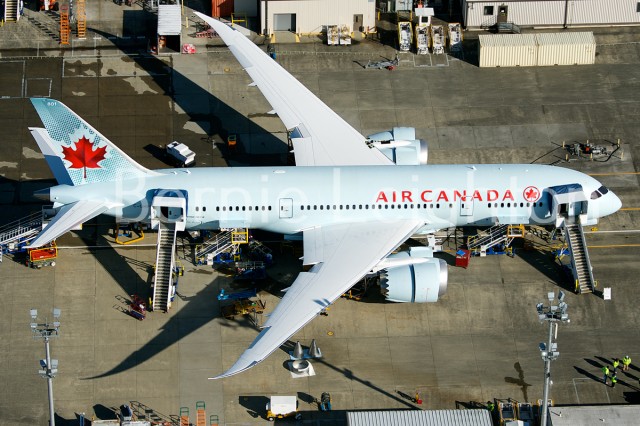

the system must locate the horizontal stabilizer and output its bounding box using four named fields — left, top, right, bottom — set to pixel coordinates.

left=29, top=200, right=111, bottom=248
